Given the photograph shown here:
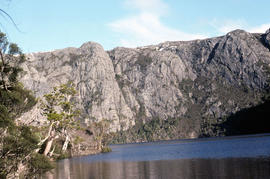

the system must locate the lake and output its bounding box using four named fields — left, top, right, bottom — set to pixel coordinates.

left=43, top=134, right=270, bottom=179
